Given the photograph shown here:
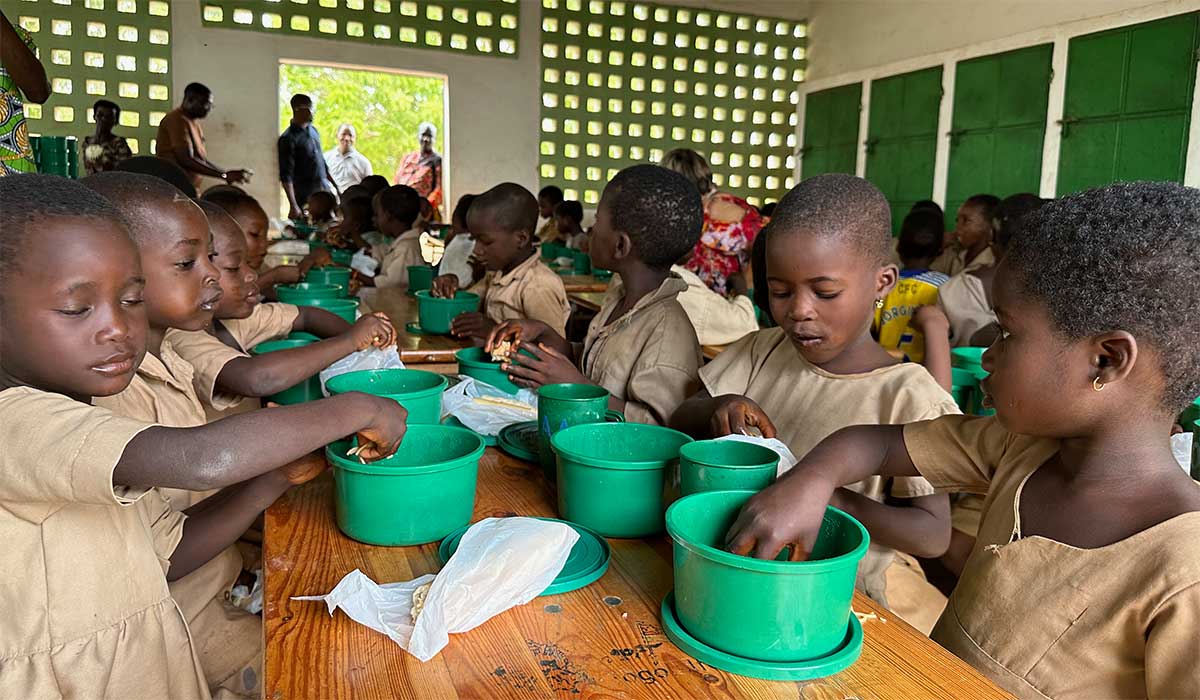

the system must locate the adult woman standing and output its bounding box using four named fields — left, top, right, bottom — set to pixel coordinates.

left=660, top=148, right=763, bottom=295
left=394, top=121, right=443, bottom=219
left=82, top=100, right=133, bottom=175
